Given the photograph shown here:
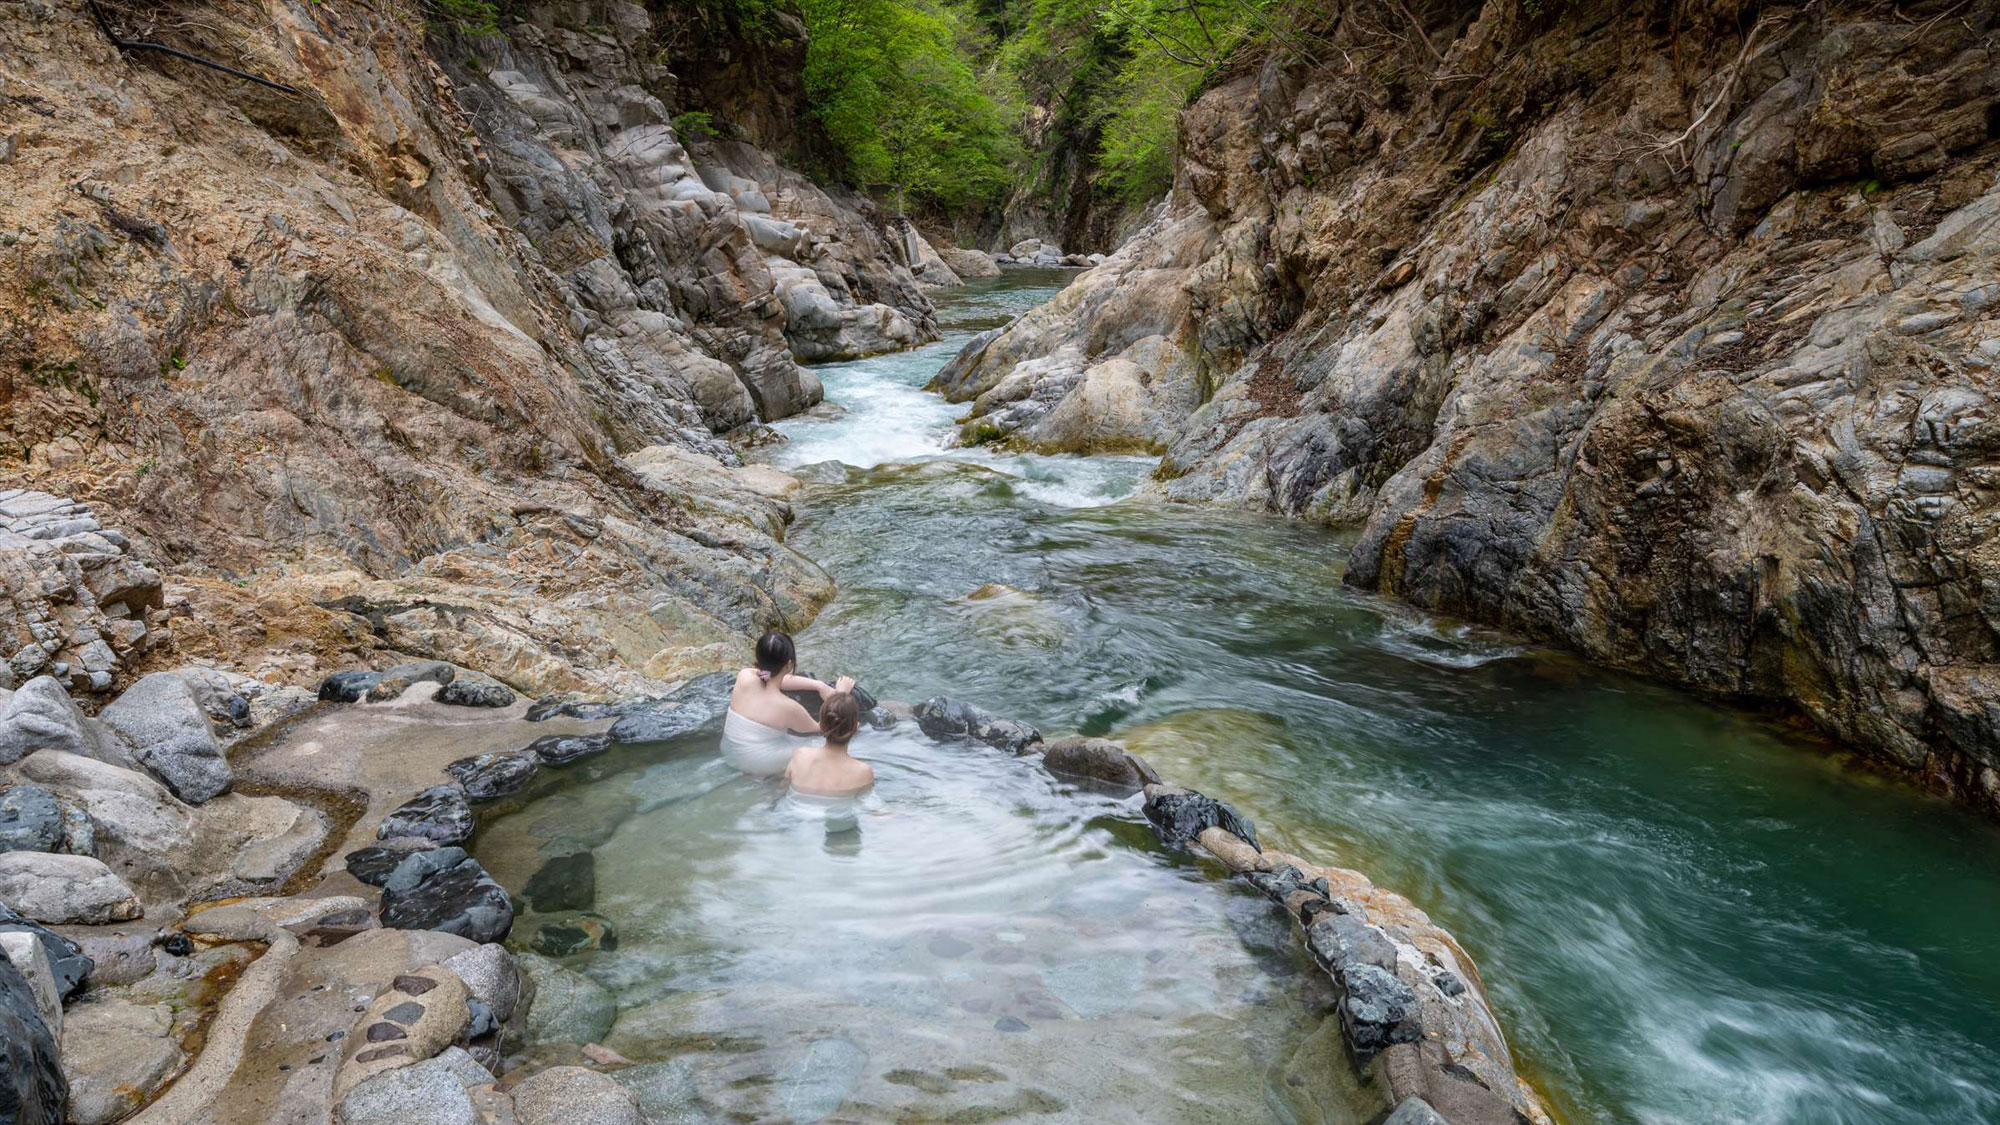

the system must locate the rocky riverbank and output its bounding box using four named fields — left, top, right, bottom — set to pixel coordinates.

left=0, top=647, right=1556, bottom=1125
left=1, top=0, right=981, bottom=706
left=933, top=0, right=2000, bottom=815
